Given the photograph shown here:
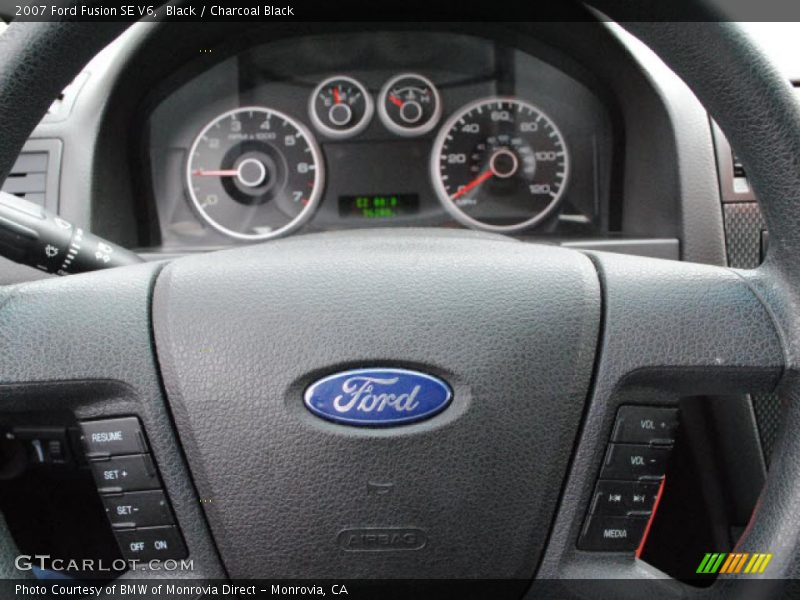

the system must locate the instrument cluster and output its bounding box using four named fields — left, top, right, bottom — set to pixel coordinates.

left=147, top=32, right=613, bottom=248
